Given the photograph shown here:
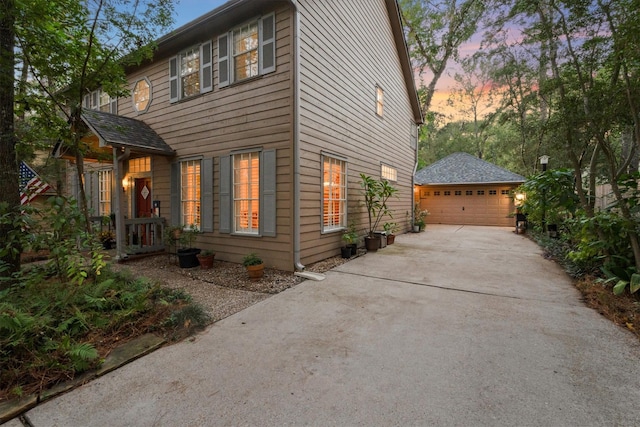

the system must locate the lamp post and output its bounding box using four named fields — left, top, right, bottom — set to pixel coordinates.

left=540, top=155, right=549, bottom=233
